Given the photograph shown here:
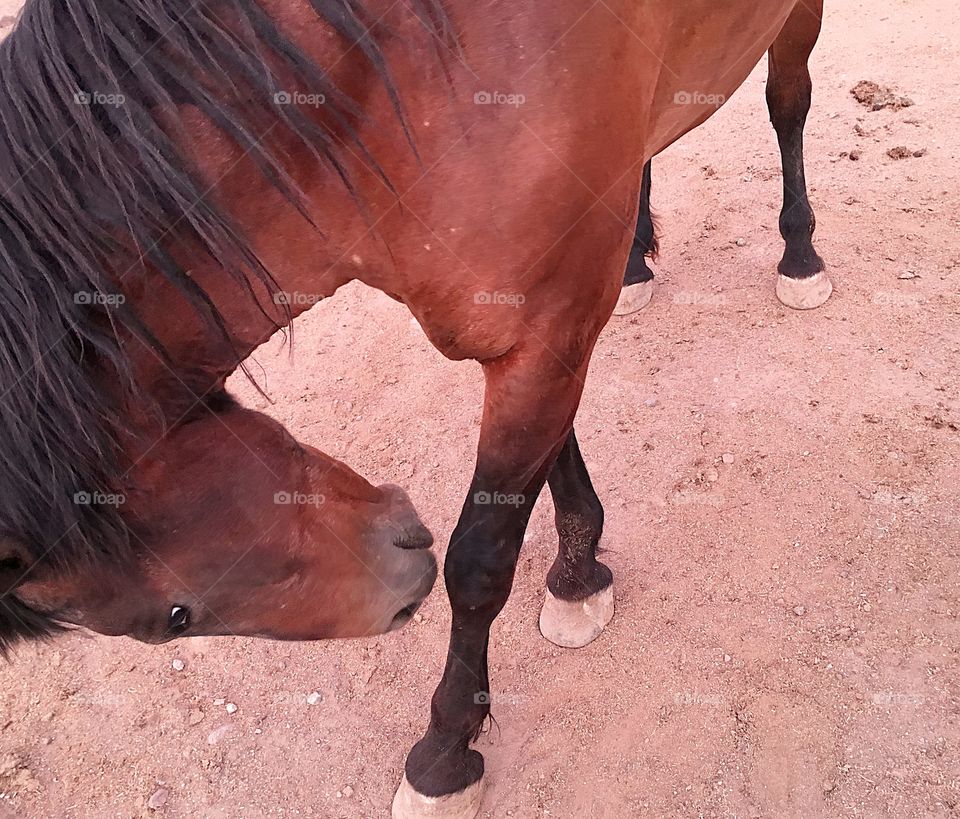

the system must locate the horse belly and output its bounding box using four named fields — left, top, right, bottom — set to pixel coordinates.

left=636, top=0, right=799, bottom=156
